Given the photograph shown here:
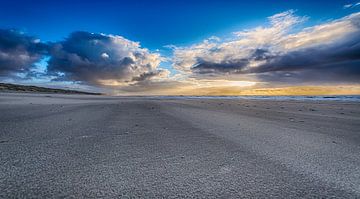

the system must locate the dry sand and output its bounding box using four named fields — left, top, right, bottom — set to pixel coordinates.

left=0, top=93, right=359, bottom=198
